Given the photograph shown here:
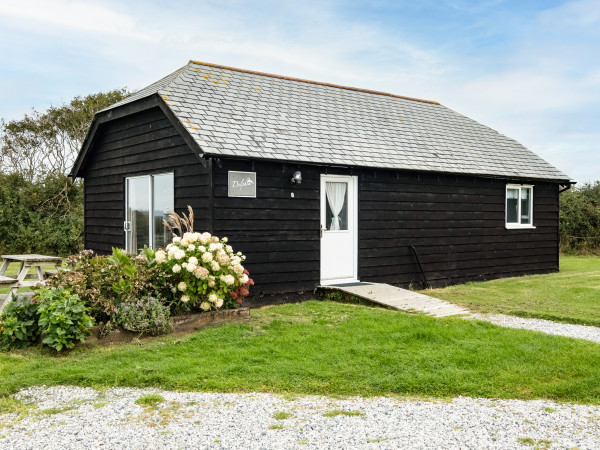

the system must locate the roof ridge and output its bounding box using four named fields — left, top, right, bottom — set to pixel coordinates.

left=188, top=60, right=440, bottom=105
